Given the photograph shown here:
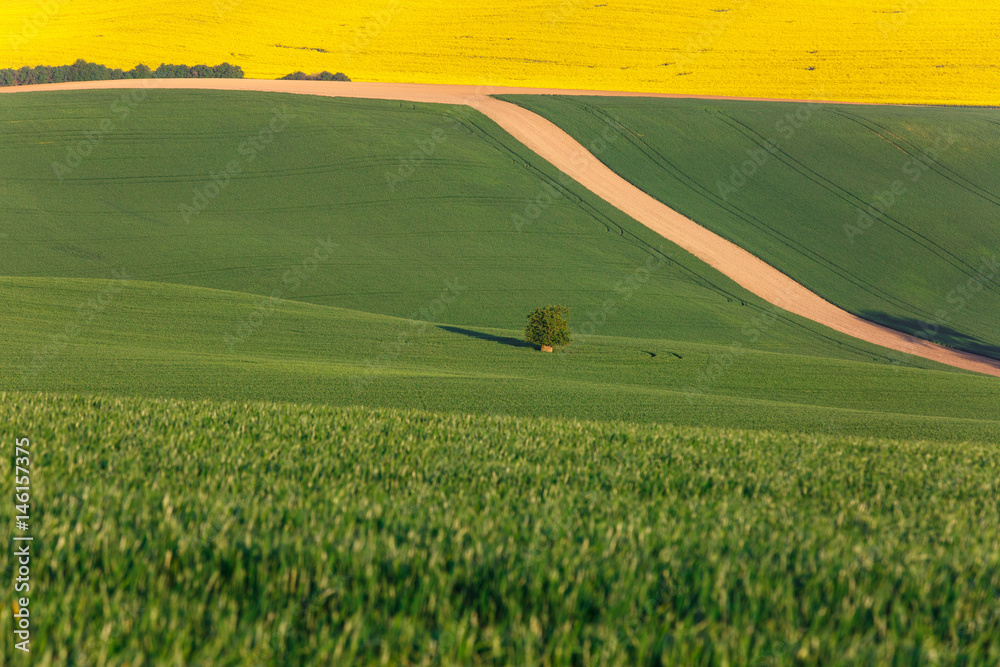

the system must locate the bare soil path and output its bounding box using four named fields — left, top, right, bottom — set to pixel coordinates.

left=5, top=79, right=998, bottom=377
left=0, top=78, right=880, bottom=105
